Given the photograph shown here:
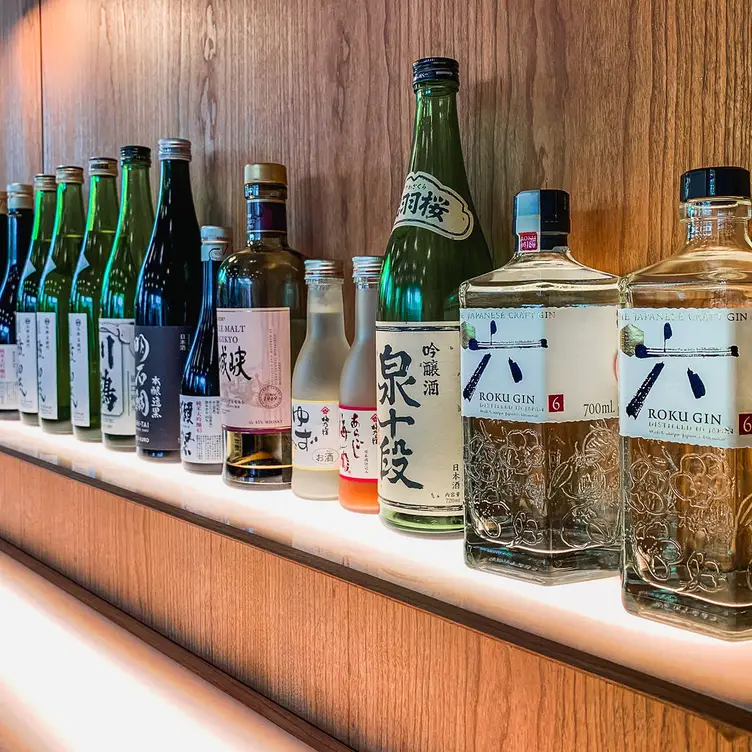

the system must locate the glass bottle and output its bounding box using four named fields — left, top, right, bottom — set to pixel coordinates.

left=377, top=57, right=493, bottom=534
left=0, top=191, right=7, bottom=291
left=217, top=163, right=306, bottom=489
left=16, top=175, right=57, bottom=425
left=339, top=256, right=383, bottom=513
left=292, top=260, right=350, bottom=500
left=0, top=184, right=33, bottom=419
left=69, top=157, right=119, bottom=441
left=621, top=166, right=752, bottom=639
left=100, top=146, right=155, bottom=451
left=459, top=190, right=620, bottom=584
left=134, top=138, right=201, bottom=461
left=37, top=166, right=86, bottom=434
left=180, top=226, right=231, bottom=474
